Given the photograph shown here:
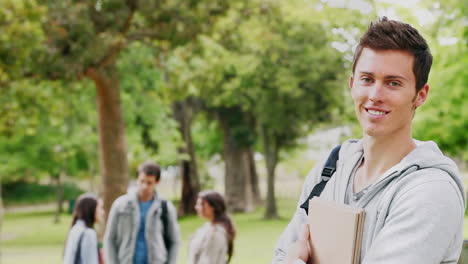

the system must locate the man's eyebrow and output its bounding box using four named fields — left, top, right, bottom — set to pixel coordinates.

left=359, top=71, right=408, bottom=81
left=386, top=75, right=408, bottom=81
left=359, top=71, right=374, bottom=76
